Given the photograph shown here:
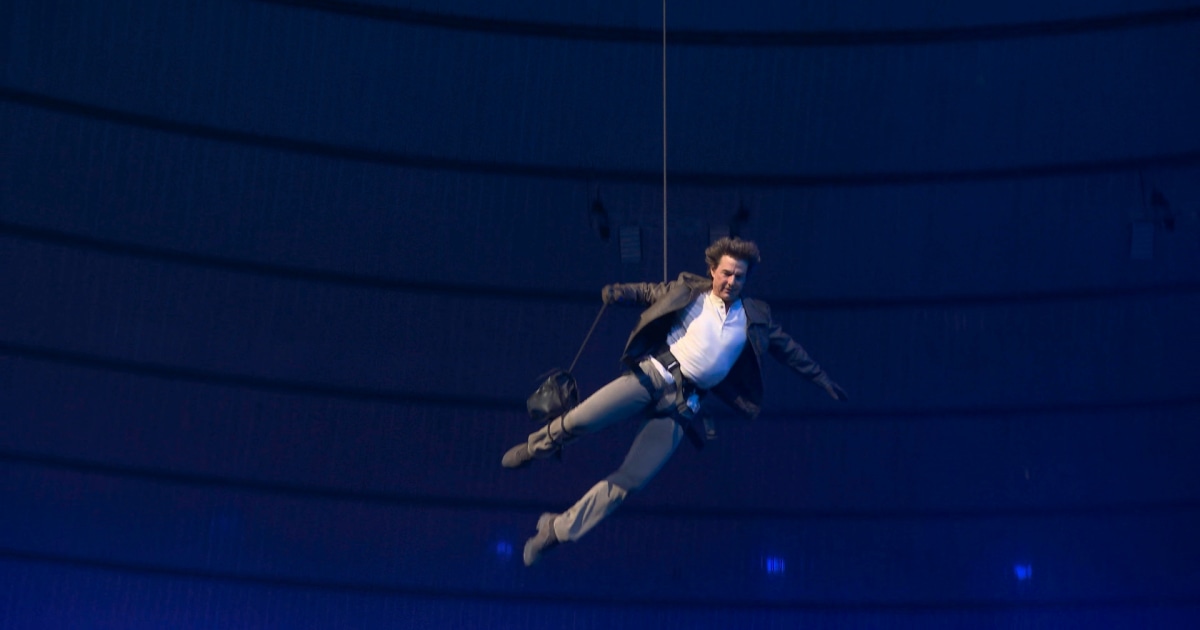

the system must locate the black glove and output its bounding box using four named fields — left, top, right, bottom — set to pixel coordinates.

left=819, top=377, right=849, bottom=402
left=601, top=285, right=618, bottom=305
